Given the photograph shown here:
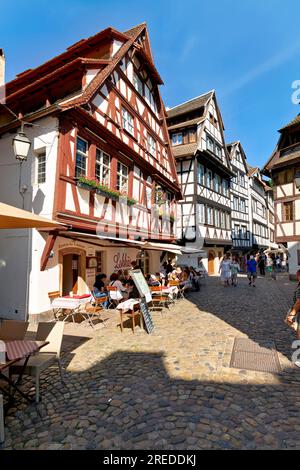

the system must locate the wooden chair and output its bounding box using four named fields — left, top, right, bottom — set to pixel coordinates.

left=168, top=280, right=180, bottom=303
left=48, top=291, right=64, bottom=321
left=10, top=322, right=64, bottom=403
left=150, top=286, right=169, bottom=311
left=0, top=320, right=29, bottom=341
left=84, top=295, right=109, bottom=328
left=119, top=303, right=143, bottom=334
